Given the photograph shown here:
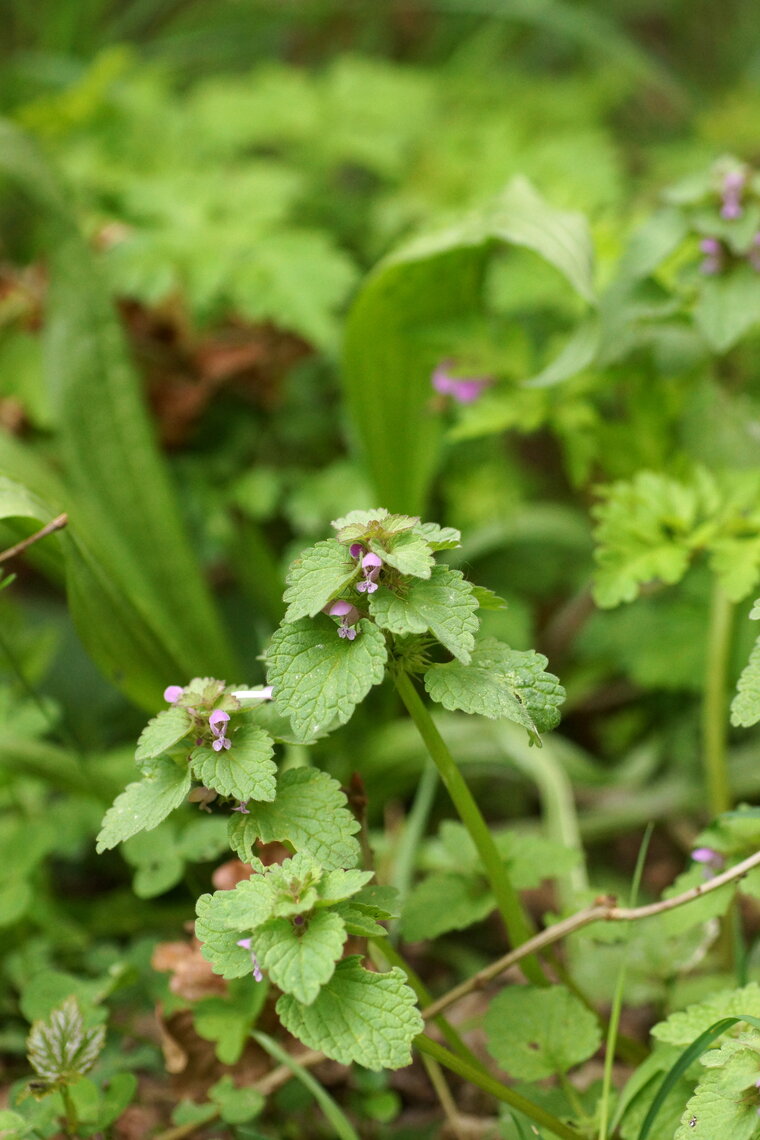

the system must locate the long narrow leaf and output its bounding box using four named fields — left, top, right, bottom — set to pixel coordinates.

left=0, top=120, right=238, bottom=704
